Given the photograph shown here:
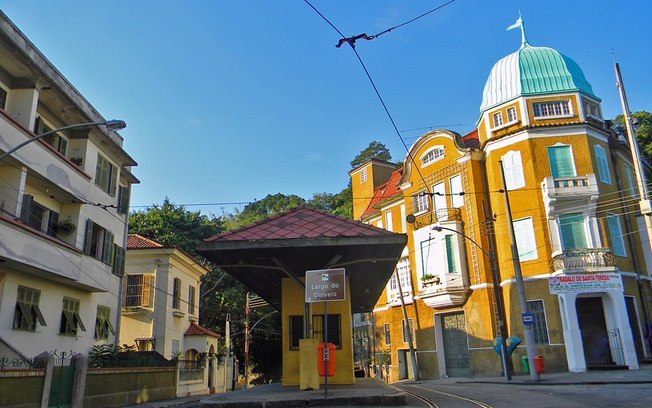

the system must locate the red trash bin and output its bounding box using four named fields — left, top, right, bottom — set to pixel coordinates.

left=533, top=355, right=544, bottom=374
left=317, top=343, right=335, bottom=377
